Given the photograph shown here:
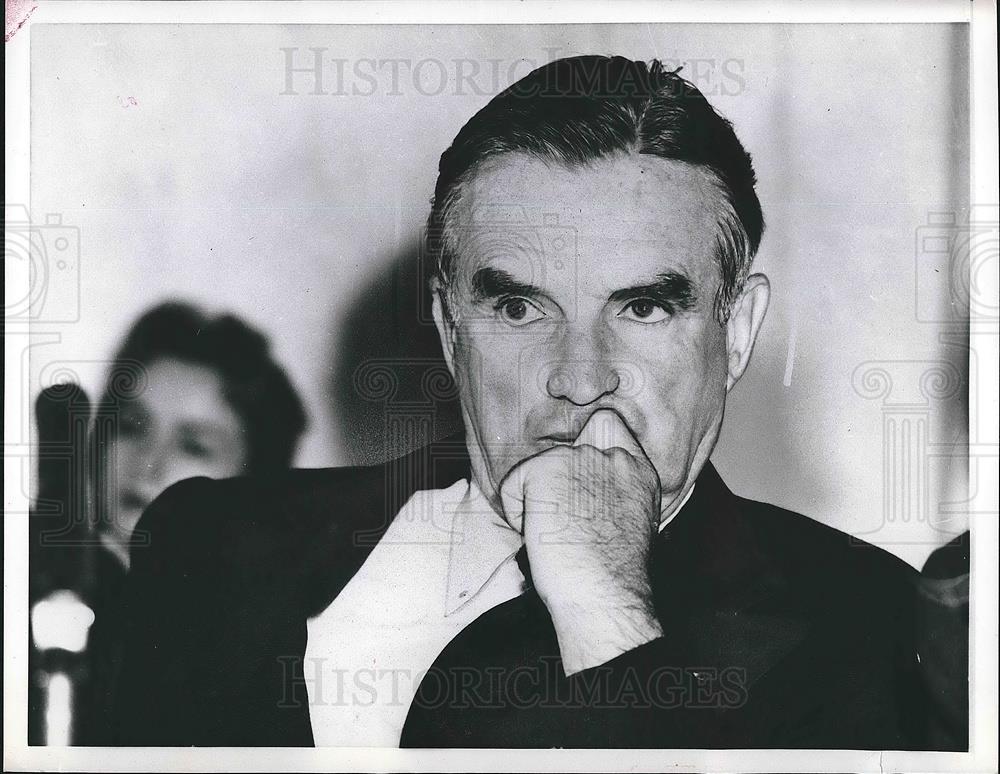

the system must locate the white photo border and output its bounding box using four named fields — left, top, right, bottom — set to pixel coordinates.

left=5, top=1, right=997, bottom=771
